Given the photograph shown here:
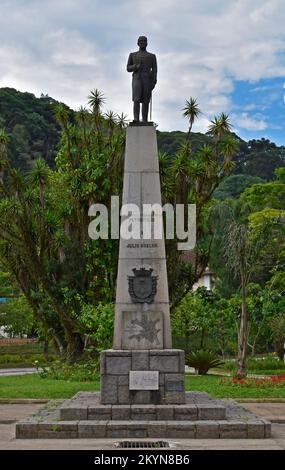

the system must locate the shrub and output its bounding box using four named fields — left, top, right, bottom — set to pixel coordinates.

left=0, top=353, right=57, bottom=365
left=39, top=360, right=99, bottom=382
left=247, top=355, right=285, bottom=372
left=185, top=350, right=224, bottom=375
left=222, top=360, right=237, bottom=372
